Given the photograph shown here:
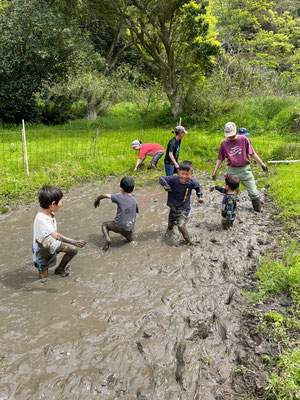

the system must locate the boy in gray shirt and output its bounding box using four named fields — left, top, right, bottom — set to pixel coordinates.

left=94, top=177, right=139, bottom=251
